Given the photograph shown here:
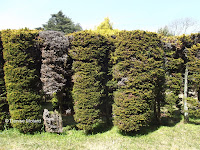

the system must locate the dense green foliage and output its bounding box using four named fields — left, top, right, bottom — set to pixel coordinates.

left=93, top=18, right=118, bottom=120
left=161, top=34, right=200, bottom=118
left=1, top=29, right=42, bottom=133
left=0, top=26, right=199, bottom=134
left=0, top=32, right=9, bottom=130
left=112, top=31, right=165, bottom=131
left=43, top=11, right=82, bottom=34
left=181, top=34, right=200, bottom=95
left=188, top=43, right=200, bottom=95
left=69, top=31, right=111, bottom=131
left=161, top=36, right=184, bottom=116
left=182, top=34, right=200, bottom=117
